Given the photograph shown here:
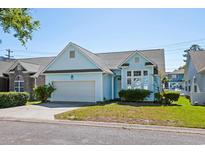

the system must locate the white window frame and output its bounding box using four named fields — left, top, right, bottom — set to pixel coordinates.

left=14, top=75, right=24, bottom=92
left=126, top=70, right=149, bottom=89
